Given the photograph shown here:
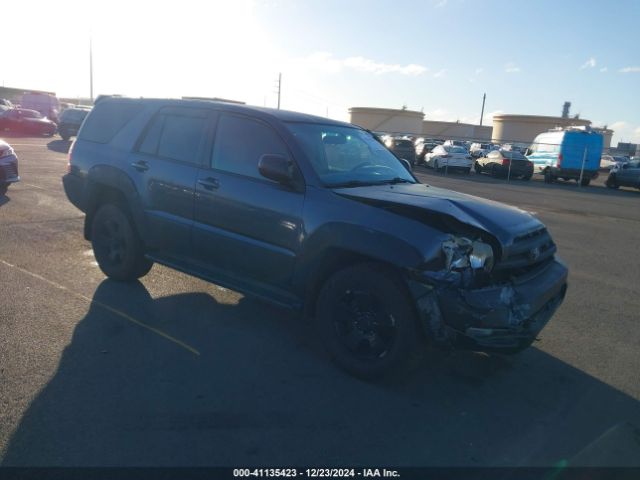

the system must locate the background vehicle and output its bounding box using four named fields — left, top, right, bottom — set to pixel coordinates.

left=526, top=127, right=603, bottom=186
left=0, top=139, right=19, bottom=196
left=62, top=97, right=567, bottom=379
left=414, top=138, right=438, bottom=164
left=470, top=142, right=498, bottom=158
left=20, top=92, right=60, bottom=123
left=600, top=154, right=618, bottom=170
left=384, top=136, right=417, bottom=166
left=443, top=139, right=468, bottom=150
left=475, top=149, right=533, bottom=180
left=0, top=108, right=57, bottom=136
left=425, top=144, right=473, bottom=173
left=606, top=159, right=640, bottom=190
left=58, top=107, right=90, bottom=141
